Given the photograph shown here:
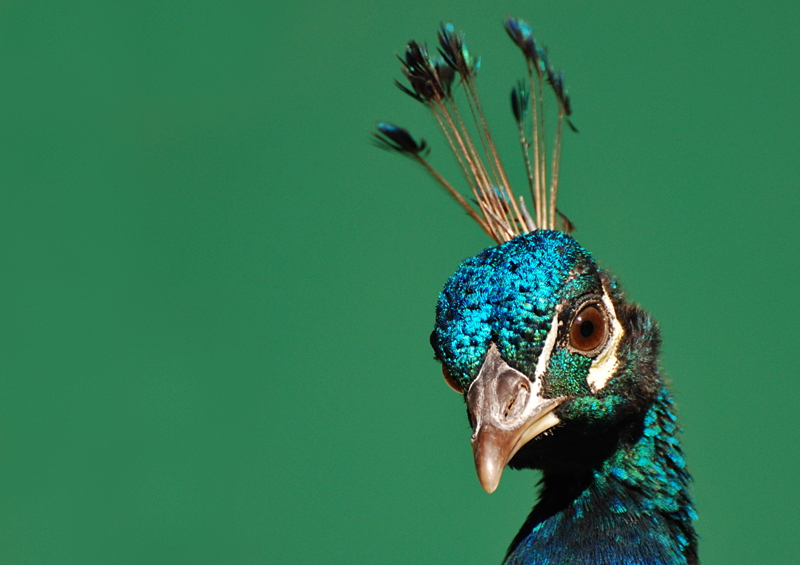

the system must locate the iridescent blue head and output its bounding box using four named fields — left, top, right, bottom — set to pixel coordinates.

left=430, top=229, right=658, bottom=493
